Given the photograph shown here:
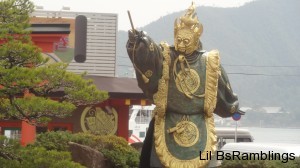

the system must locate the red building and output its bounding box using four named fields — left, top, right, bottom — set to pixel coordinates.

left=0, top=23, right=148, bottom=145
